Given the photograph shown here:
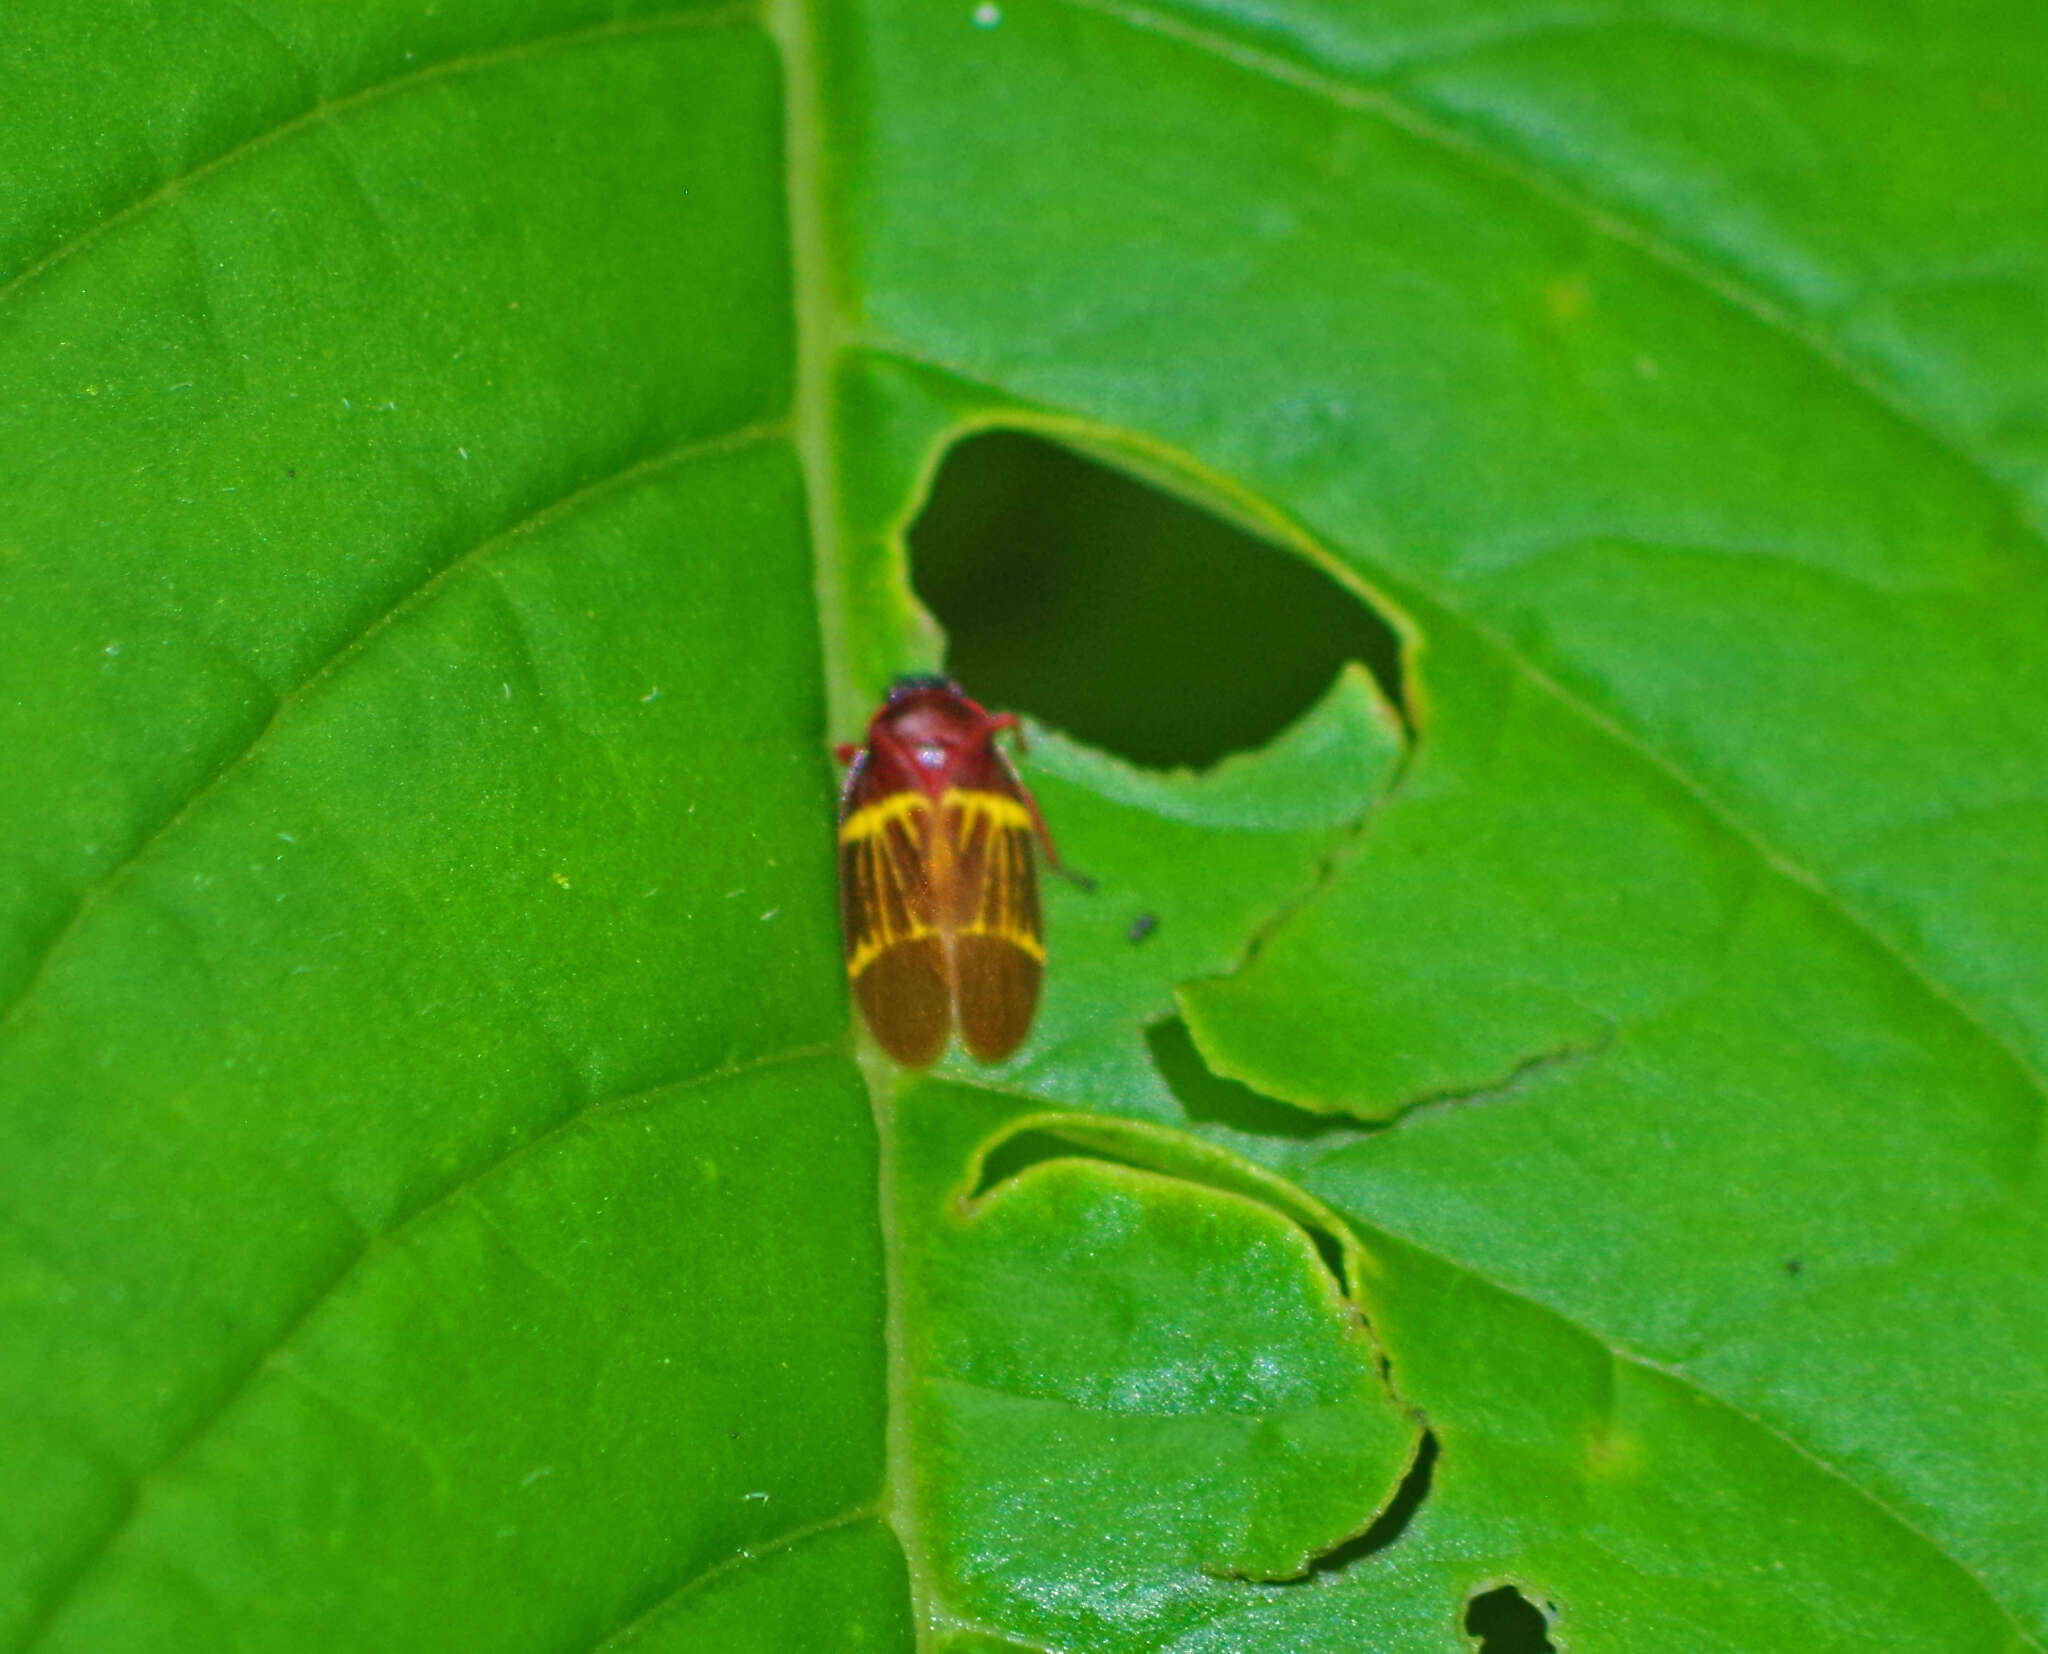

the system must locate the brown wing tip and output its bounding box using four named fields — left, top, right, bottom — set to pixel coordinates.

left=954, top=934, right=1041, bottom=1064
left=854, top=938, right=951, bottom=1067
